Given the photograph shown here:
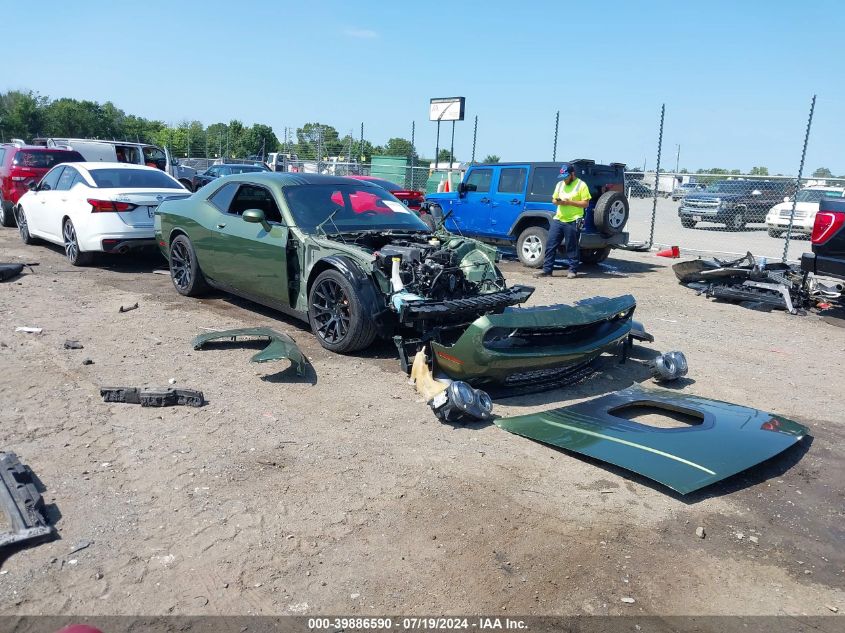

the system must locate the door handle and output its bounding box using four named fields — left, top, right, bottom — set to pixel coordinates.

left=216, top=223, right=226, bottom=229
left=480, top=197, right=490, bottom=204
left=510, top=199, right=521, bottom=205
